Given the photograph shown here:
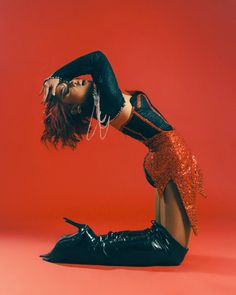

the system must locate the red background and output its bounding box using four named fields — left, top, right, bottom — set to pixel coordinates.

left=1, top=0, right=235, bottom=294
